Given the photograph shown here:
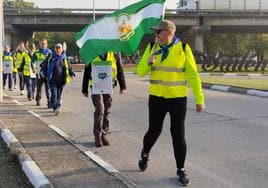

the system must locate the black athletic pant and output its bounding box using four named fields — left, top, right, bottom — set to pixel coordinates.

left=143, top=95, right=187, bottom=169
left=36, top=76, right=51, bottom=105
